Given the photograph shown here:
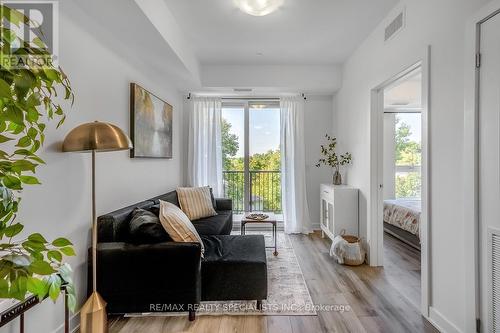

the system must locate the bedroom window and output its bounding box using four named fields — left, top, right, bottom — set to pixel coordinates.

left=383, top=70, right=422, bottom=200
left=394, top=113, right=421, bottom=199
